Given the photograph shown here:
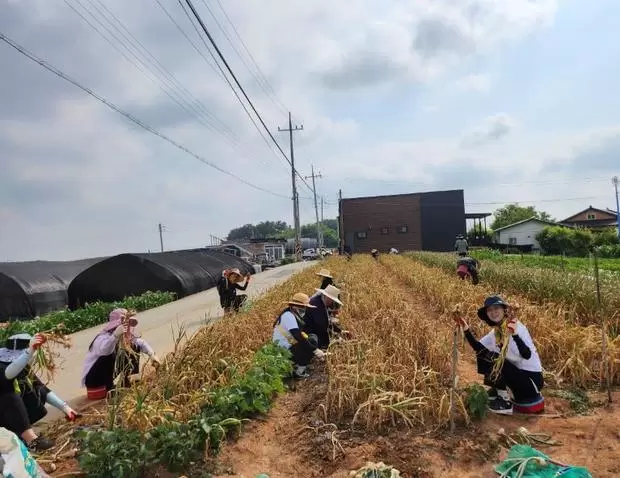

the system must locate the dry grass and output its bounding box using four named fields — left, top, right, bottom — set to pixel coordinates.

left=382, top=255, right=620, bottom=389
left=323, top=255, right=463, bottom=432
left=104, top=268, right=323, bottom=430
